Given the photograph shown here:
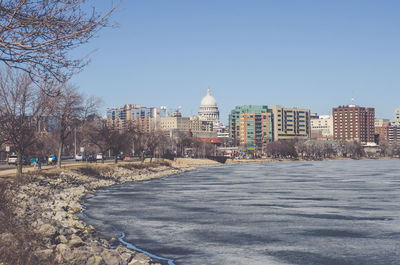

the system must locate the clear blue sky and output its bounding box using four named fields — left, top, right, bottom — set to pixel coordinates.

left=71, top=0, right=400, bottom=123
